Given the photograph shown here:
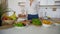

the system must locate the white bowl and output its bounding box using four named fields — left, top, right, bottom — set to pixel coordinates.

left=14, top=26, right=27, bottom=29
left=42, top=24, right=52, bottom=27
left=17, top=18, right=26, bottom=22
left=3, top=20, right=15, bottom=24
